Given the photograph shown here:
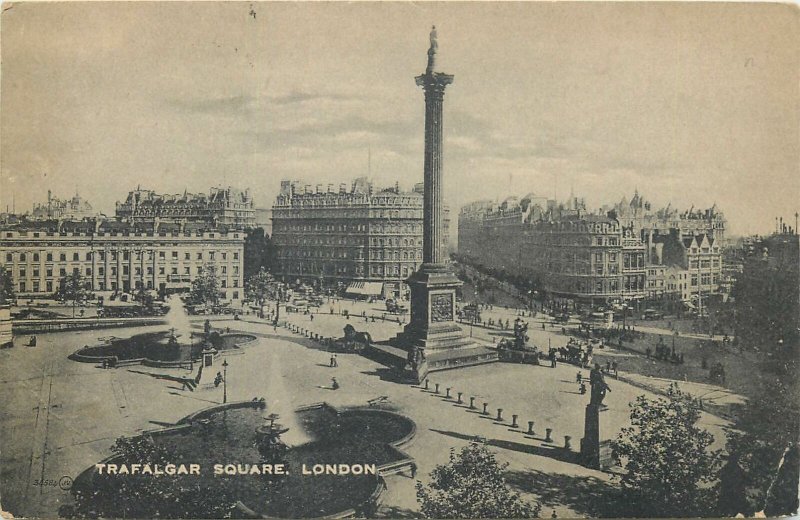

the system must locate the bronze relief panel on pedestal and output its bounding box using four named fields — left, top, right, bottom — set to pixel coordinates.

left=430, top=292, right=454, bottom=322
